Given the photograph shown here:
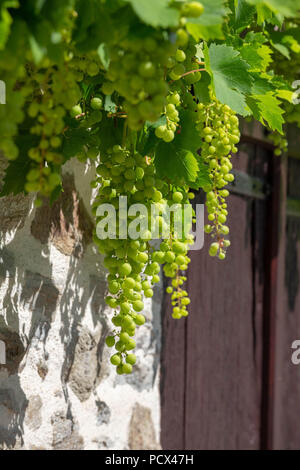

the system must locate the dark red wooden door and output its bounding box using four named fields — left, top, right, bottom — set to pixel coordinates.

left=161, top=135, right=280, bottom=450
